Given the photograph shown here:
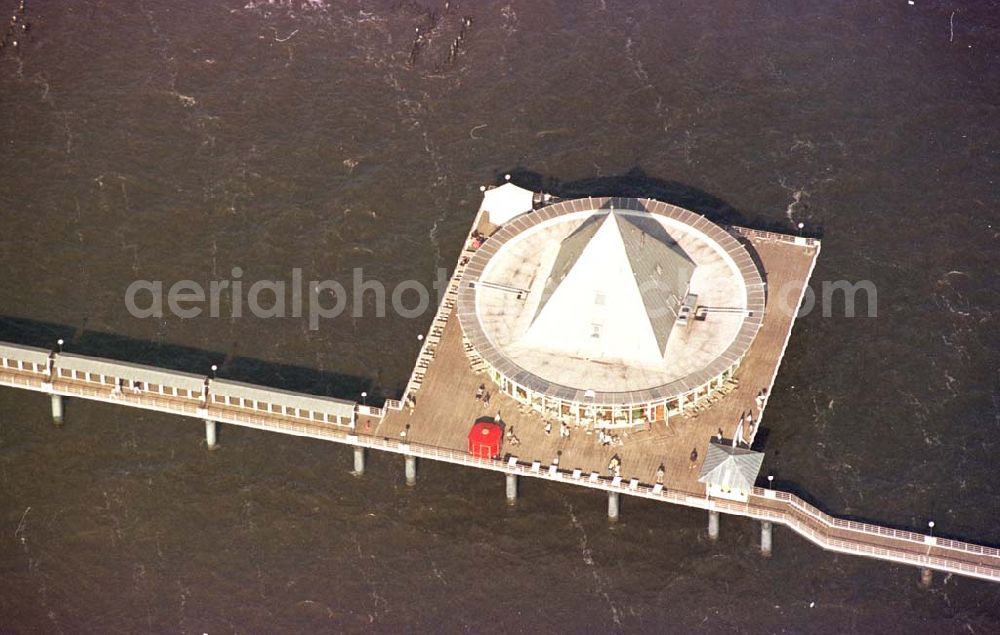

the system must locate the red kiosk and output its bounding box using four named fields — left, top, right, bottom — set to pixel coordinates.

left=468, top=418, right=503, bottom=459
